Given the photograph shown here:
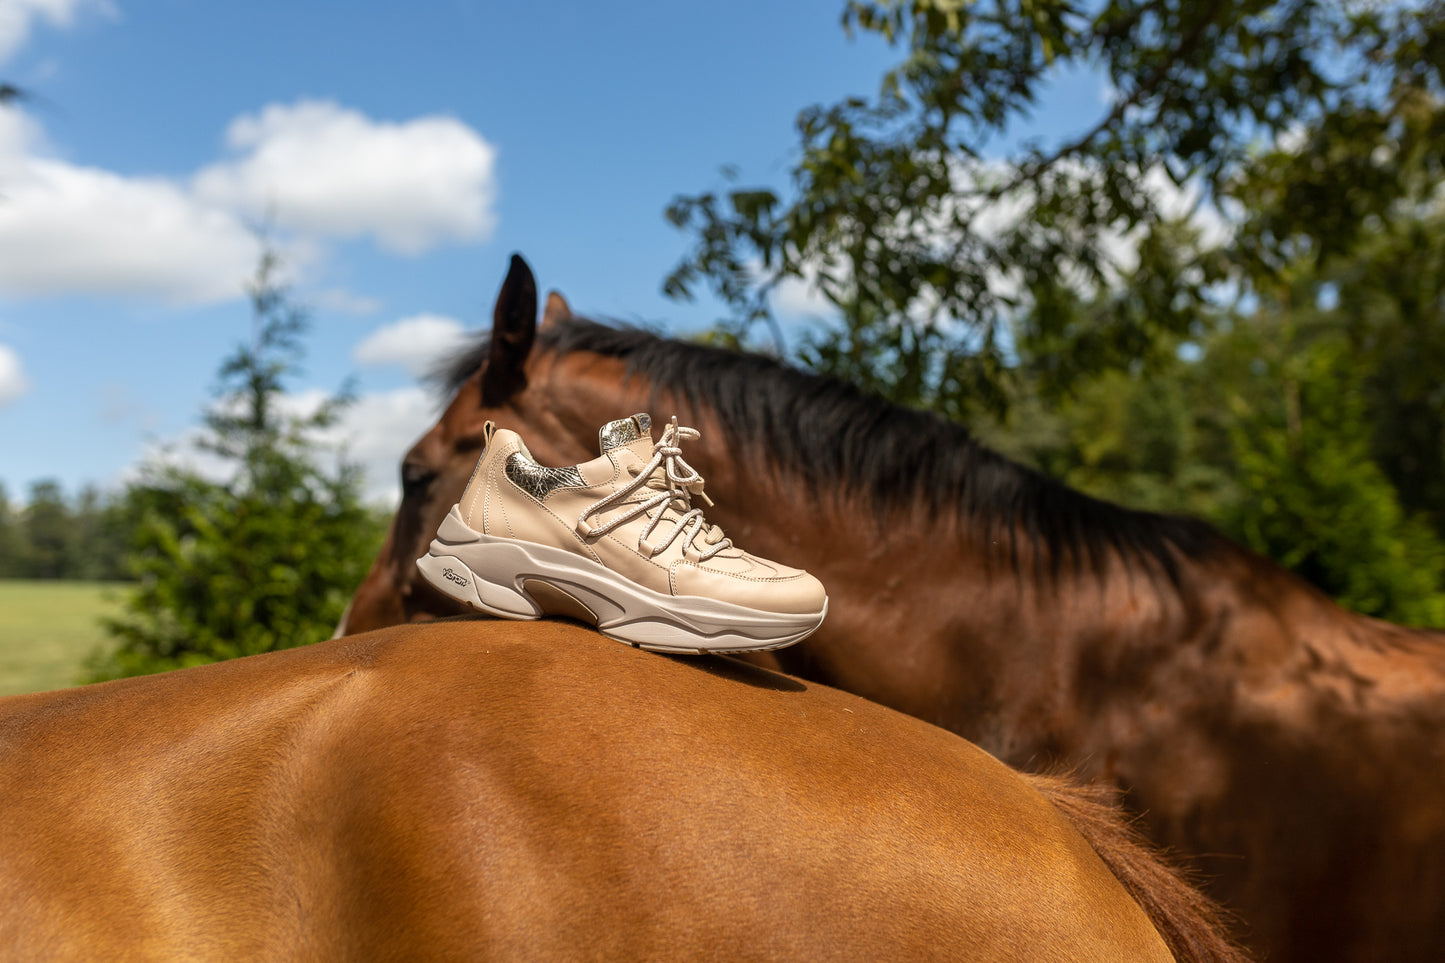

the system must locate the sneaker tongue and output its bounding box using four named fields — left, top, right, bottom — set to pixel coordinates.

left=598, top=413, right=653, bottom=455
